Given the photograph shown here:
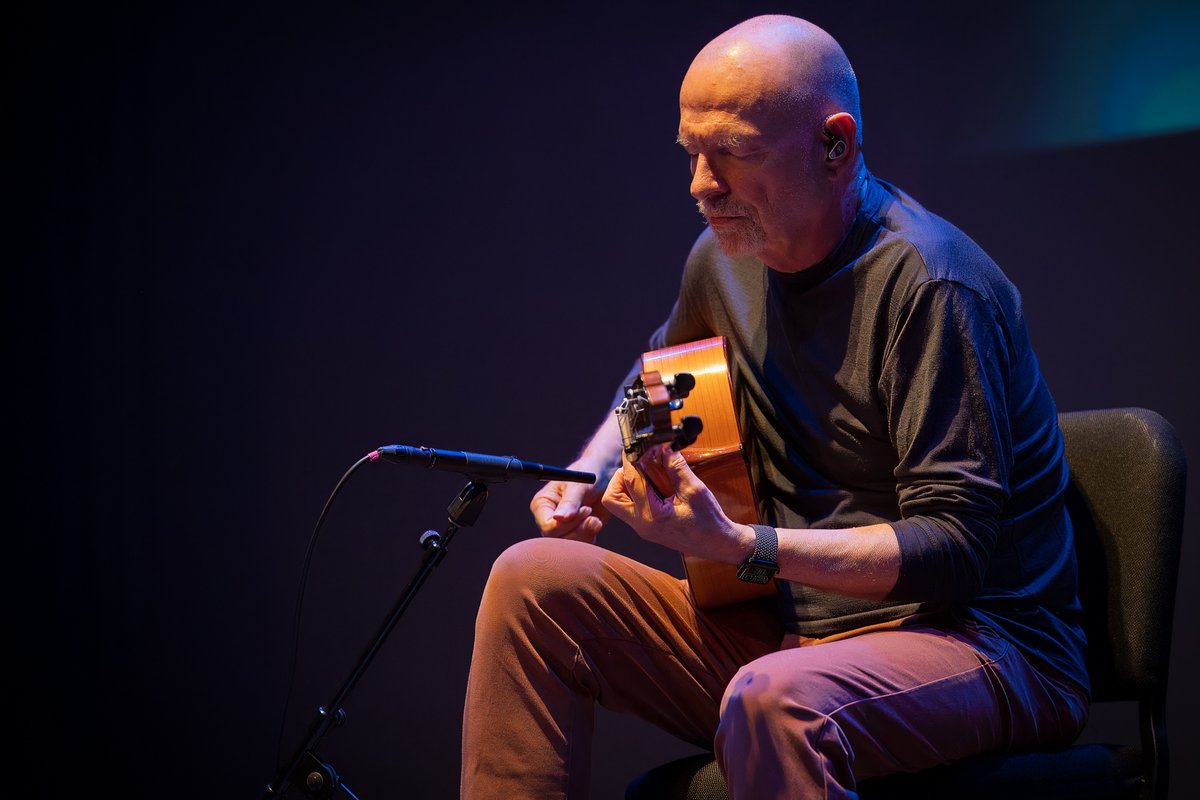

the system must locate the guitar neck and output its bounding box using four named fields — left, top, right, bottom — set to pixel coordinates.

left=636, top=336, right=775, bottom=609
